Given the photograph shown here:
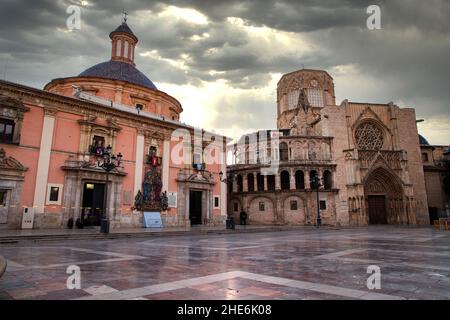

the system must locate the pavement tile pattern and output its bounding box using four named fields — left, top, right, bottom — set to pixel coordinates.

left=0, top=226, right=449, bottom=300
